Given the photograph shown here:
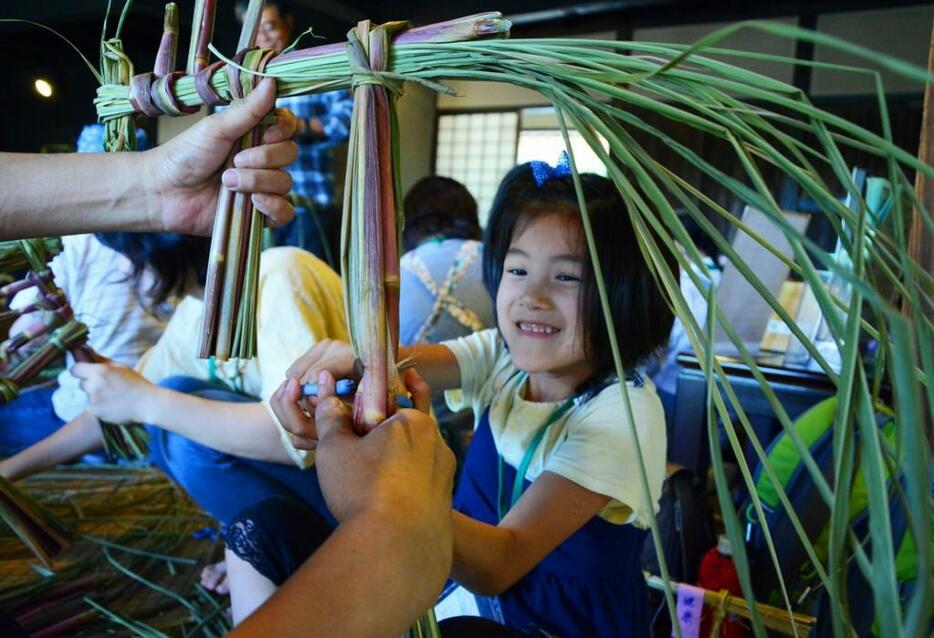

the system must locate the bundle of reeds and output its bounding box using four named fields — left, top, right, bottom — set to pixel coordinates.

left=0, top=475, right=72, bottom=569
left=0, top=467, right=227, bottom=636
left=645, top=573, right=817, bottom=637
left=70, top=346, right=151, bottom=461
left=0, top=239, right=78, bottom=402
left=0, top=239, right=151, bottom=573
left=340, top=19, right=407, bottom=433
left=82, top=7, right=934, bottom=636
left=196, top=0, right=276, bottom=360
left=0, top=239, right=61, bottom=275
